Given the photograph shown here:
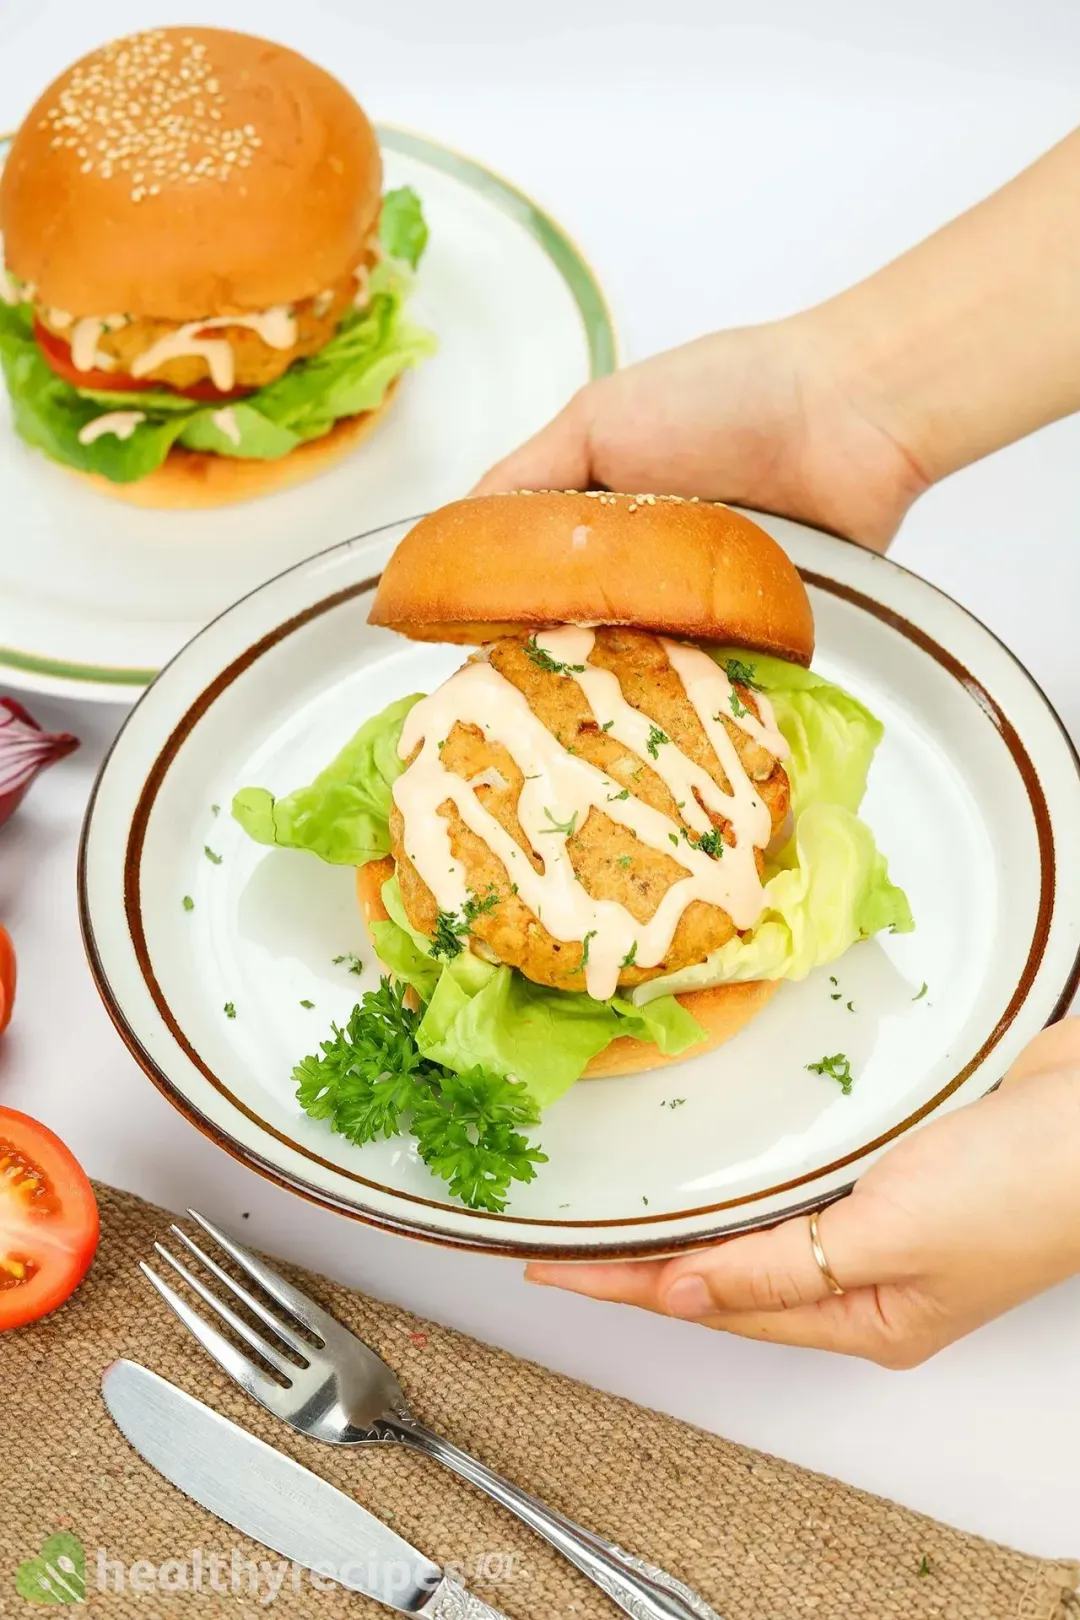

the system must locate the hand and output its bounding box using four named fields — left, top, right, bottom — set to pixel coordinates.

left=474, top=315, right=929, bottom=551
left=478, top=132, right=1080, bottom=549
left=526, top=1020, right=1080, bottom=1367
